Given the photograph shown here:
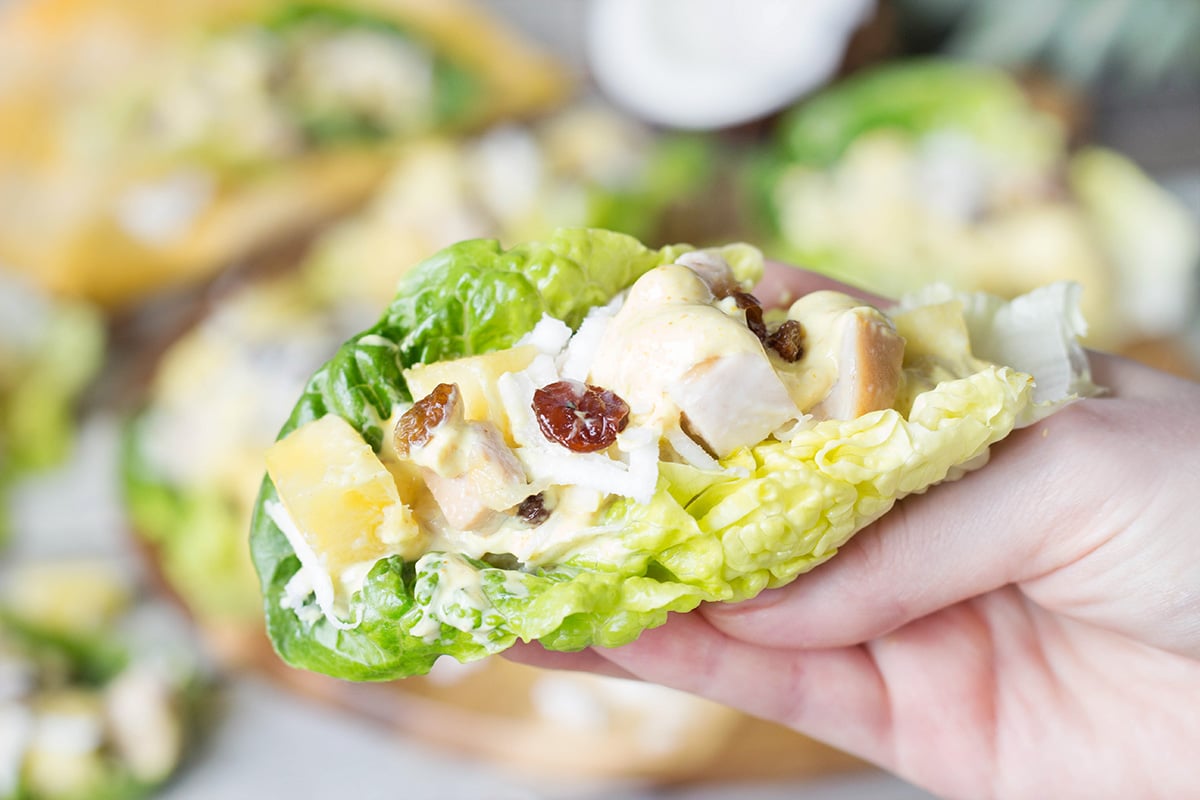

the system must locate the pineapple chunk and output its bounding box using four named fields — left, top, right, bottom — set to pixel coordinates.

left=404, top=345, right=537, bottom=441
left=265, top=415, right=424, bottom=608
